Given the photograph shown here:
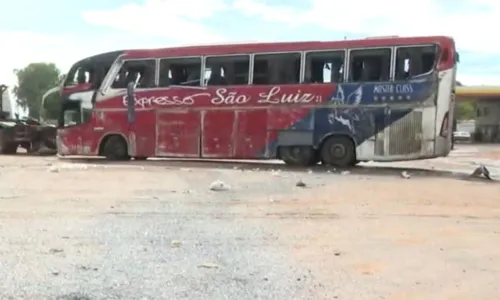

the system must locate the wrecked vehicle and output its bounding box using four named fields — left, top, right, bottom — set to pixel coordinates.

left=0, top=84, right=57, bottom=155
